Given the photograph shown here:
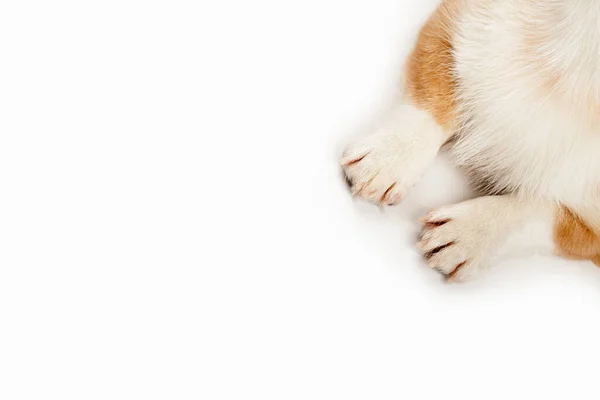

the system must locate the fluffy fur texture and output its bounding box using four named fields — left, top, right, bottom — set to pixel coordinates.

left=342, top=0, right=600, bottom=281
